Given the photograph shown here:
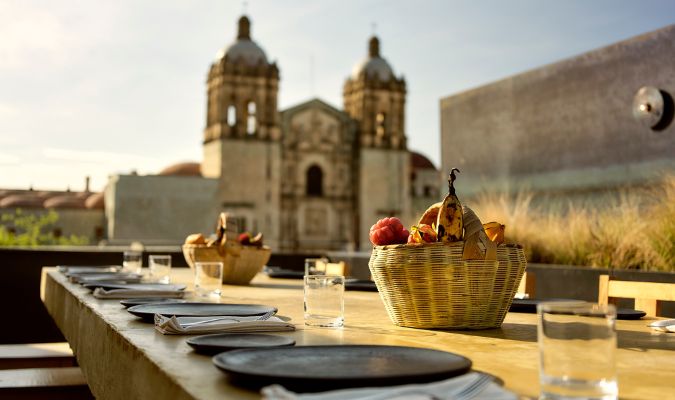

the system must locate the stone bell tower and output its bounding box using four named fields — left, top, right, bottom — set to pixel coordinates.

left=202, top=15, right=281, bottom=249
left=344, top=35, right=411, bottom=250
left=202, top=15, right=280, bottom=144
left=344, top=36, right=407, bottom=150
